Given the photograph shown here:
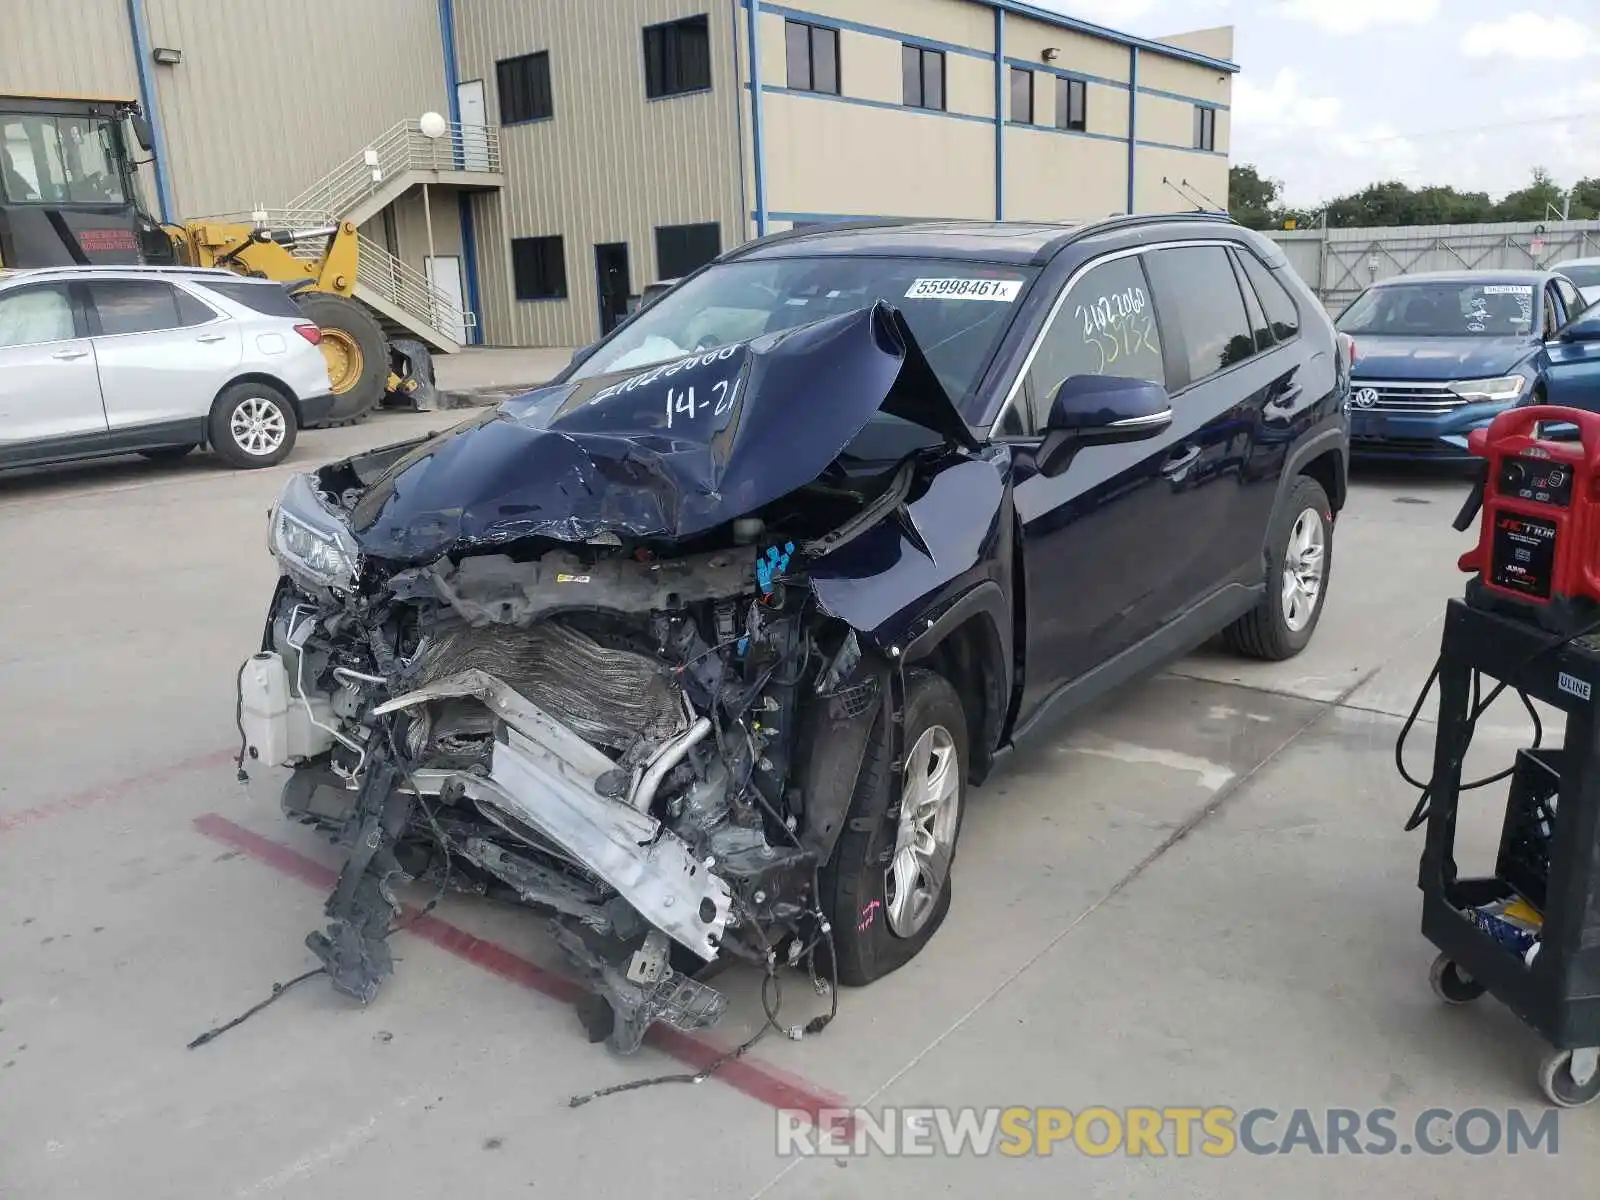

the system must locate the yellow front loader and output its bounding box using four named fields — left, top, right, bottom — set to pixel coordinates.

left=163, top=218, right=434, bottom=424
